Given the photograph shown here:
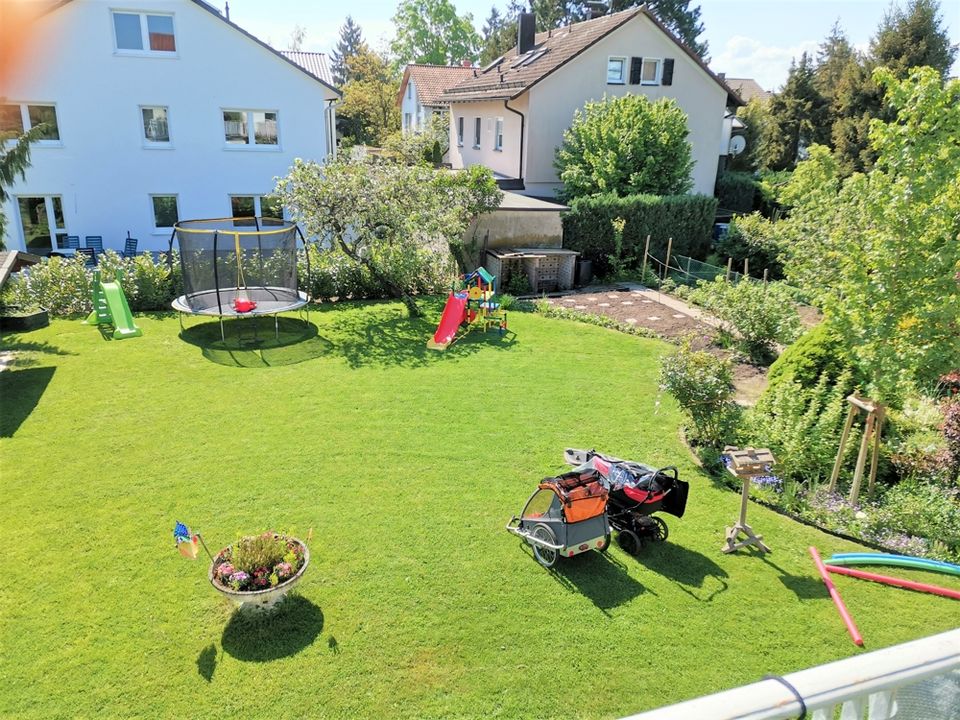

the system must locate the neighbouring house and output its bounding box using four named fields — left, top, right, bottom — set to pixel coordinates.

left=0, top=0, right=339, bottom=254
left=725, top=77, right=773, bottom=103
left=397, top=64, right=475, bottom=135
left=441, top=8, right=744, bottom=197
